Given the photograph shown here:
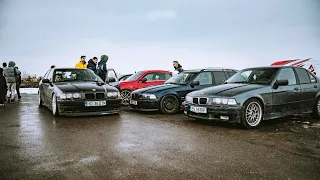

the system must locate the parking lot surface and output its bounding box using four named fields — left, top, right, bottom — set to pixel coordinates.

left=0, top=94, right=320, bottom=179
